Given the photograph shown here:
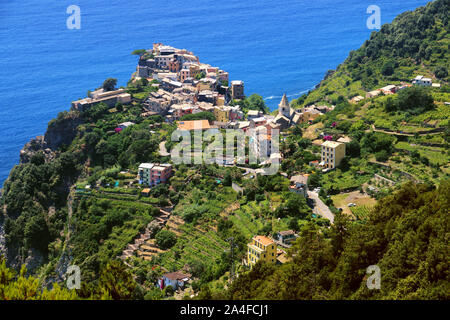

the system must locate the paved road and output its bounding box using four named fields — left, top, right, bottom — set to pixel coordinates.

left=307, top=191, right=334, bottom=224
